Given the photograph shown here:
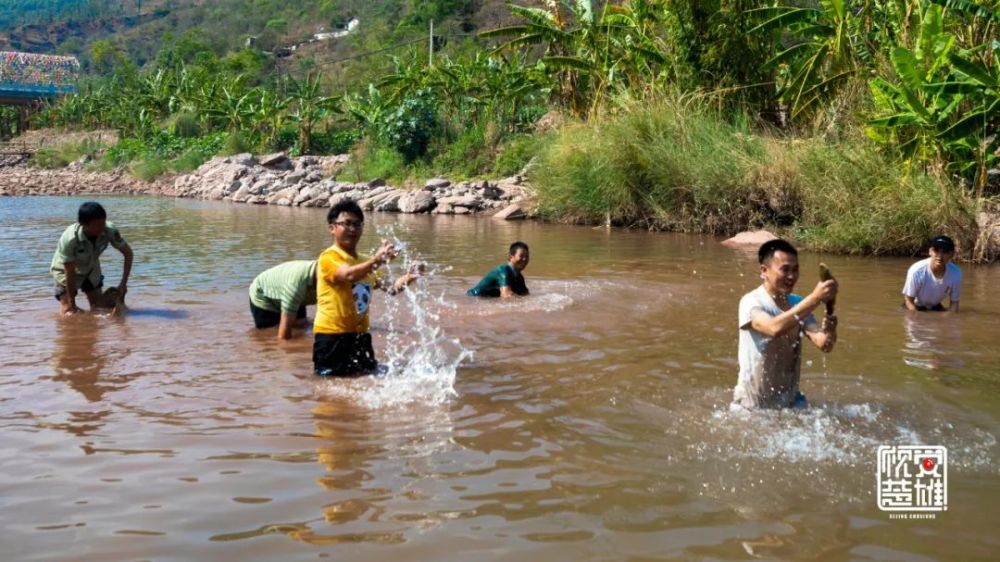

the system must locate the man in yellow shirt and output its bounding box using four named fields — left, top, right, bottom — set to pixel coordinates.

left=313, top=200, right=419, bottom=377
